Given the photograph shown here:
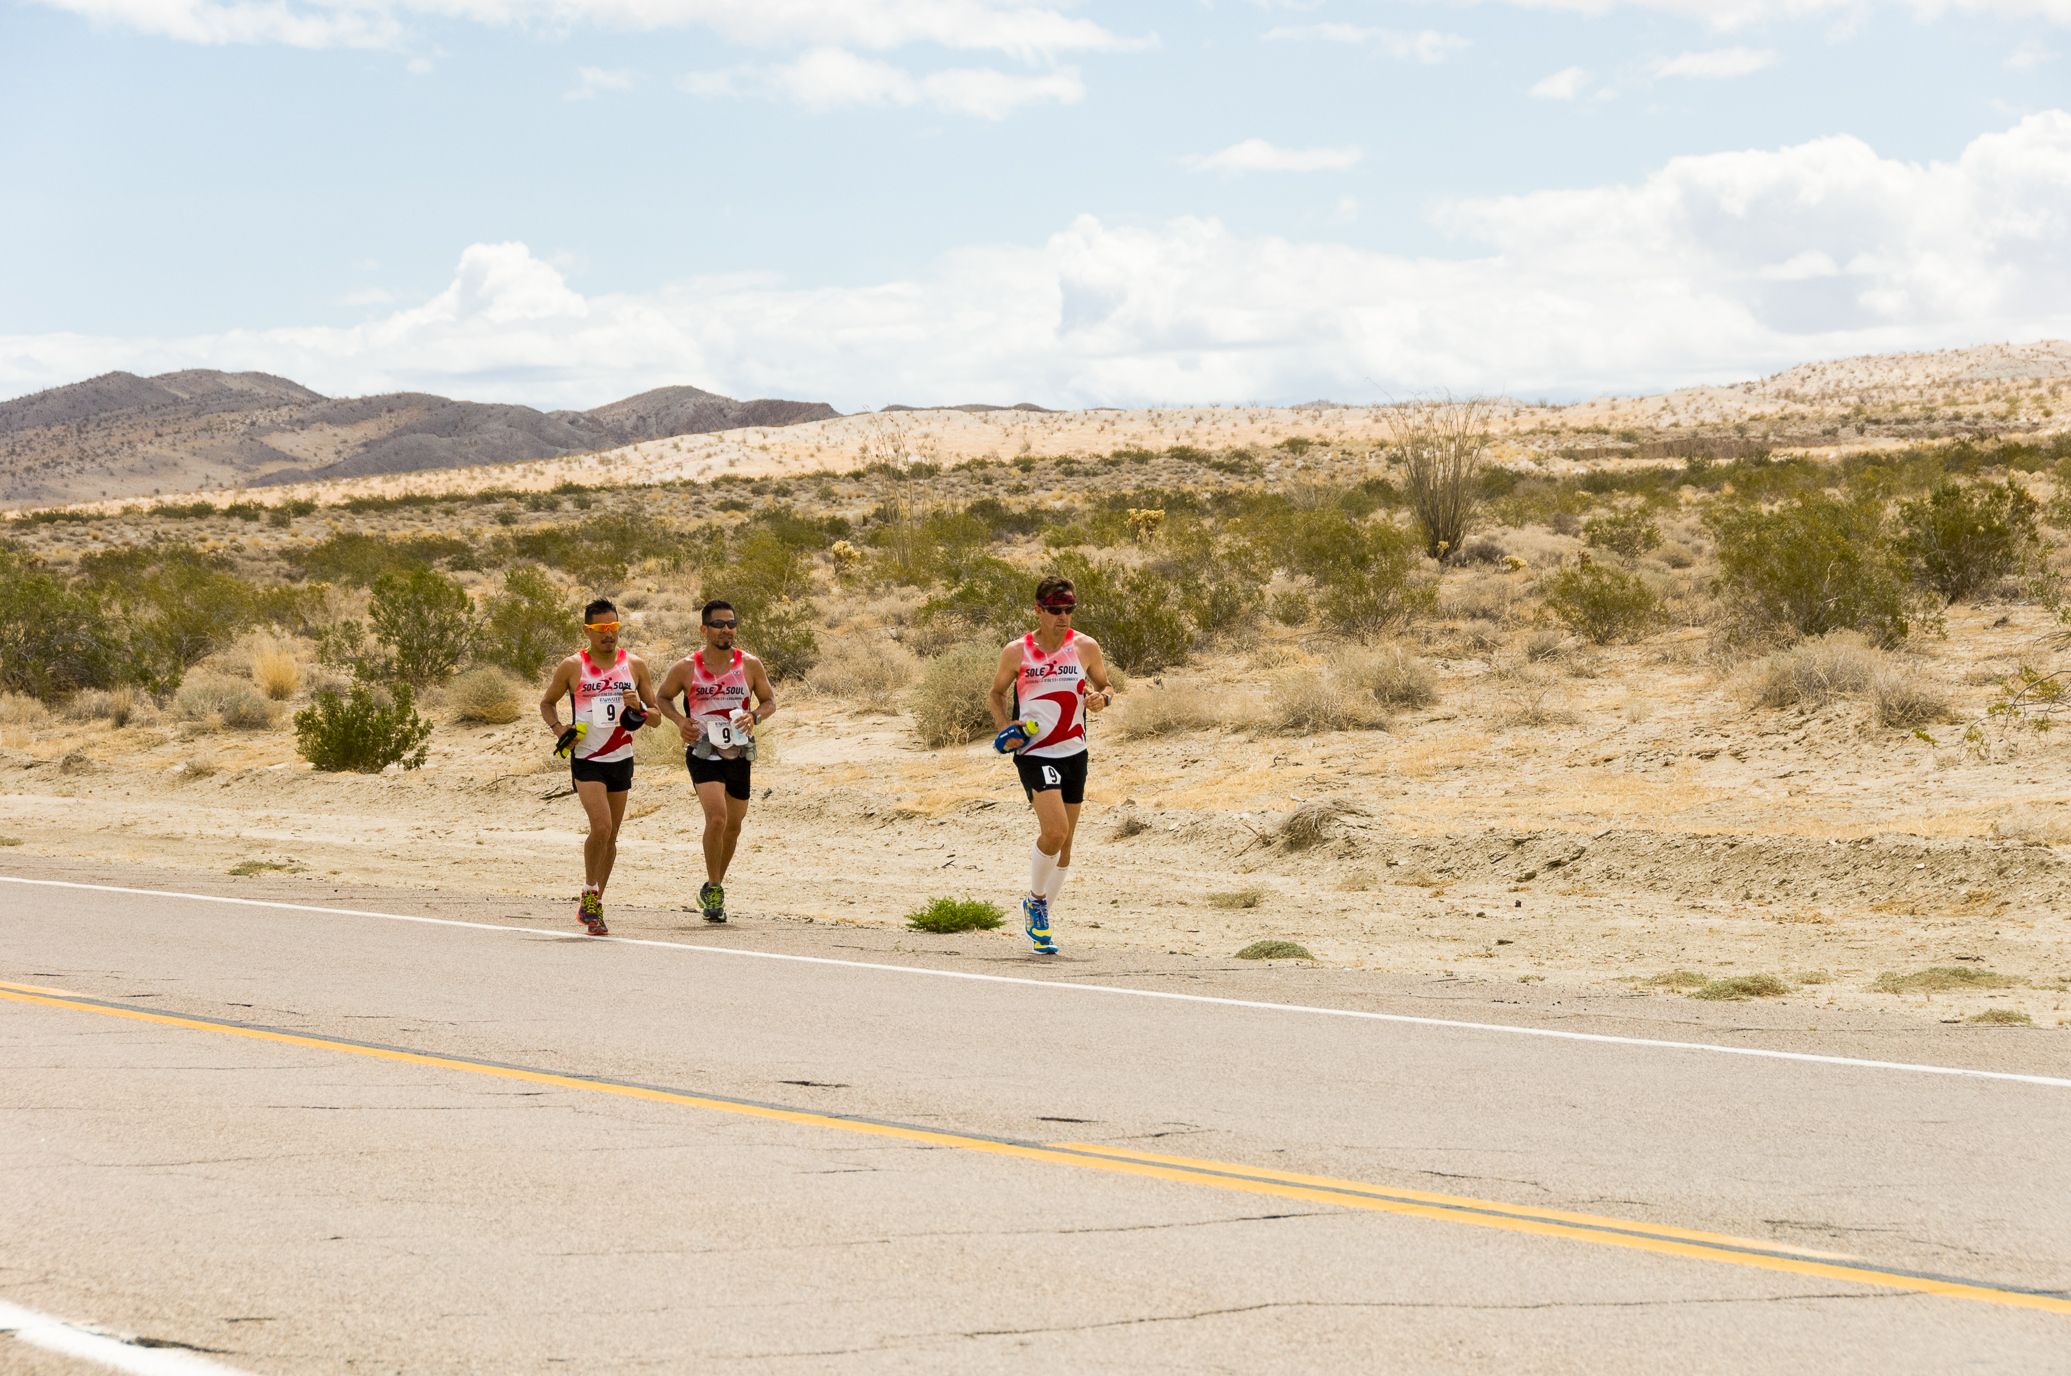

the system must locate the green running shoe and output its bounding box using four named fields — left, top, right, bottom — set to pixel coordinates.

left=699, top=881, right=727, bottom=924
